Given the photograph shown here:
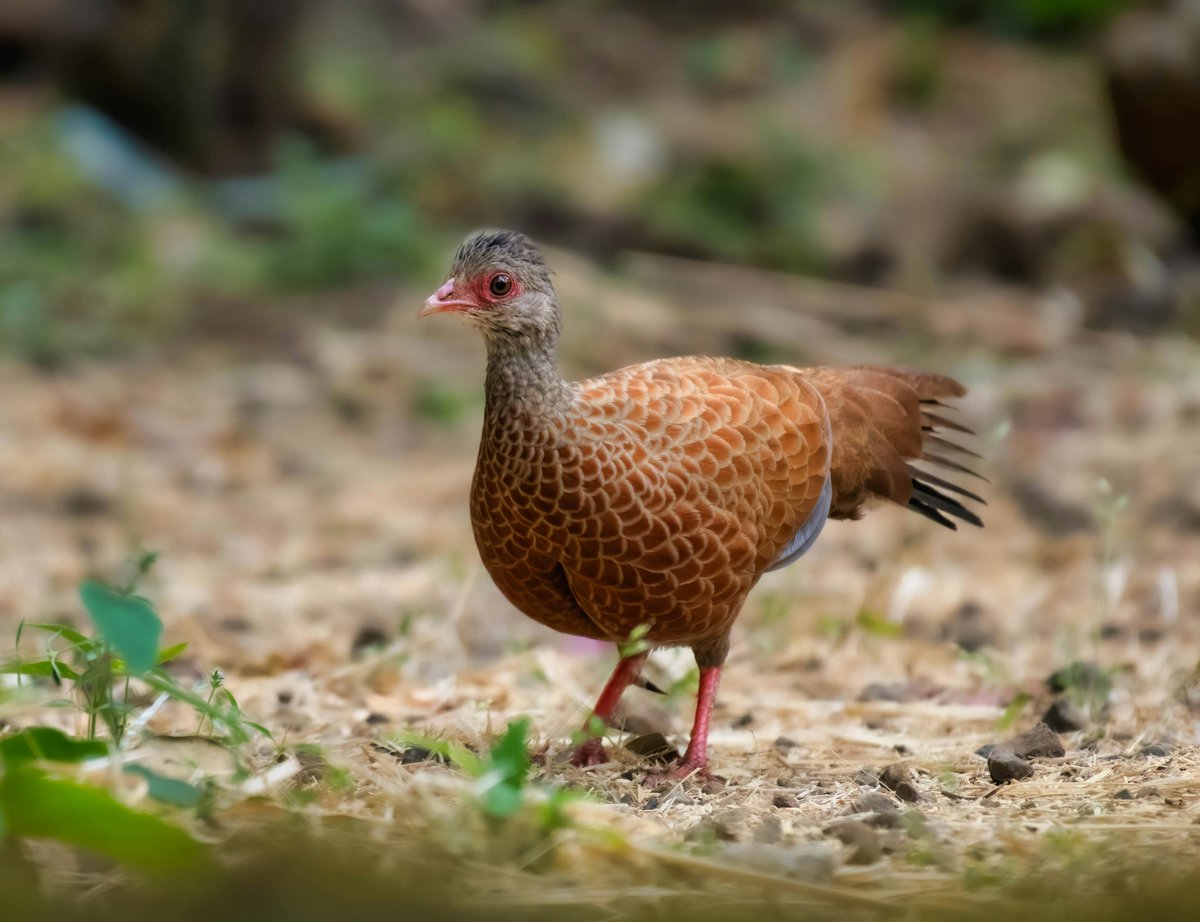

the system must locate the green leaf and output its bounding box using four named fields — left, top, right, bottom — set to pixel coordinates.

left=155, top=642, right=189, bottom=665
left=476, top=718, right=531, bottom=818
left=24, top=623, right=91, bottom=646
left=998, top=692, right=1032, bottom=730
left=79, top=580, right=162, bottom=675
left=388, top=730, right=485, bottom=777
left=487, top=719, right=530, bottom=781
left=855, top=608, right=902, bottom=638
left=618, top=623, right=653, bottom=659
left=482, top=780, right=524, bottom=817
left=537, top=786, right=585, bottom=832
left=0, top=765, right=209, bottom=872
left=0, top=660, right=80, bottom=681
left=123, top=765, right=206, bottom=808
left=0, top=727, right=108, bottom=766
